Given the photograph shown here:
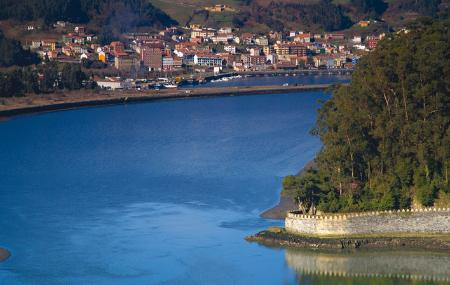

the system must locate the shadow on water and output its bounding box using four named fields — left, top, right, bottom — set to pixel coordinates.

left=285, top=248, right=450, bottom=285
